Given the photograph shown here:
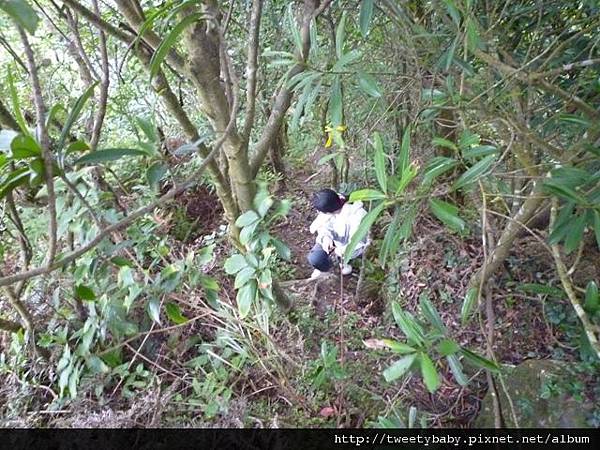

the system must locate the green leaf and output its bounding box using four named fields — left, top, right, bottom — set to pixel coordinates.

left=0, top=0, right=39, bottom=34
left=392, top=302, right=426, bottom=346
left=240, top=221, right=259, bottom=246
left=111, top=256, right=133, bottom=267
left=74, top=148, right=147, bottom=166
left=136, top=117, right=157, bottom=143
left=422, top=156, right=458, bottom=186
left=237, top=280, right=257, bottom=318
left=74, top=285, right=96, bottom=301
left=437, top=339, right=460, bottom=356
left=543, top=181, right=588, bottom=205
left=443, top=0, right=461, bottom=25
left=460, top=348, right=500, bottom=372
left=432, top=137, right=458, bottom=151
left=549, top=202, right=575, bottom=244
left=373, top=133, right=388, bottom=193
left=359, top=0, right=374, bottom=37
left=447, top=354, right=468, bottom=386
left=272, top=238, right=291, bottom=261
left=379, top=208, right=401, bottom=267
left=224, top=254, right=248, bottom=275
left=517, top=283, right=564, bottom=298
left=462, top=145, right=497, bottom=159
left=165, top=302, right=187, bottom=324
left=335, top=11, right=347, bottom=59
left=420, top=353, right=441, bottom=393
left=594, top=210, right=600, bottom=250
left=332, top=49, right=361, bottom=71
left=66, top=140, right=89, bottom=154
left=382, top=339, right=416, bottom=354
left=236, top=210, right=260, bottom=227
left=465, top=18, right=481, bottom=52
left=0, top=167, right=30, bottom=200
left=58, top=82, right=98, bottom=158
left=10, top=134, right=41, bottom=159
left=357, top=70, right=381, bottom=97
left=343, top=201, right=386, bottom=264
left=460, top=287, right=479, bottom=324
left=564, top=213, right=586, bottom=254
left=395, top=162, right=418, bottom=195
left=383, top=353, right=417, bottom=382
left=584, top=281, right=599, bottom=314
left=147, top=297, right=161, bottom=325
left=349, top=189, right=386, bottom=202
left=429, top=198, right=466, bottom=233
left=7, top=69, right=30, bottom=135
left=234, top=267, right=256, bottom=289
left=419, top=294, right=446, bottom=333
left=146, top=162, right=167, bottom=188
left=398, top=126, right=411, bottom=173
left=150, top=13, right=204, bottom=79
left=452, top=155, right=496, bottom=191
left=329, top=75, right=343, bottom=127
